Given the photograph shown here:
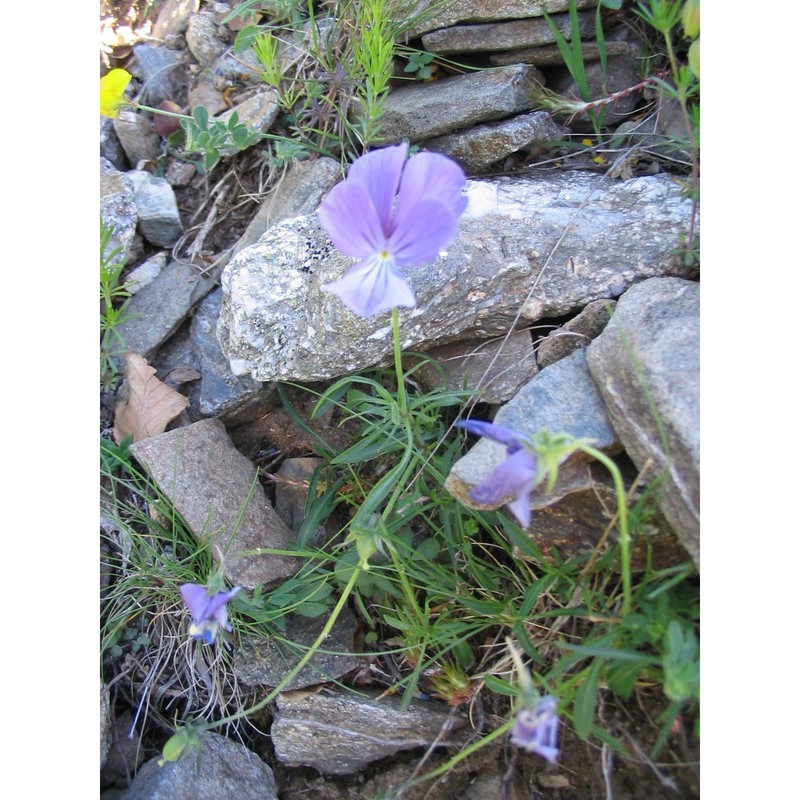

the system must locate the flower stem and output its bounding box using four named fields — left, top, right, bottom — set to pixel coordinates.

left=581, top=445, right=632, bottom=616
left=391, top=306, right=408, bottom=418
